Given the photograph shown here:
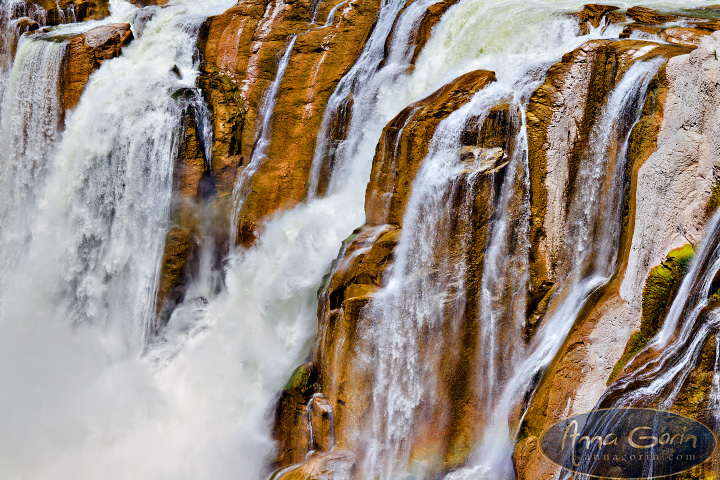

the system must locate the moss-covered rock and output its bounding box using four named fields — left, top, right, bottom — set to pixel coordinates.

left=273, top=362, right=319, bottom=468
left=706, top=181, right=720, bottom=216
left=607, top=330, right=649, bottom=385
left=640, top=244, right=695, bottom=336
left=607, top=244, right=694, bottom=385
